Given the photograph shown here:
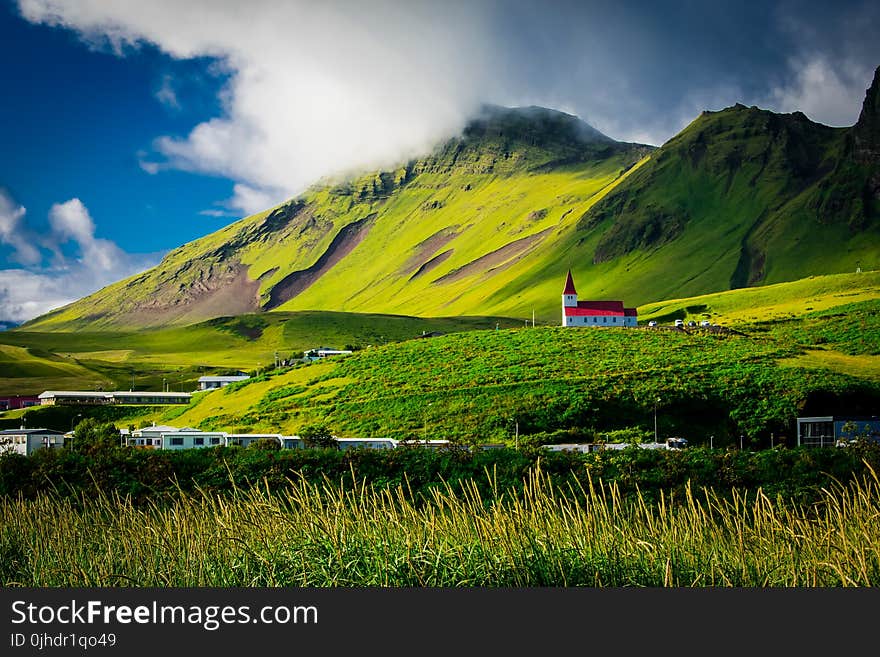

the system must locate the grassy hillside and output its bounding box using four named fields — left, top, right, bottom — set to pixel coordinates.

left=578, top=105, right=880, bottom=303
left=25, top=272, right=865, bottom=449
left=0, top=311, right=521, bottom=396
left=6, top=271, right=879, bottom=440
left=639, top=270, right=880, bottom=324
